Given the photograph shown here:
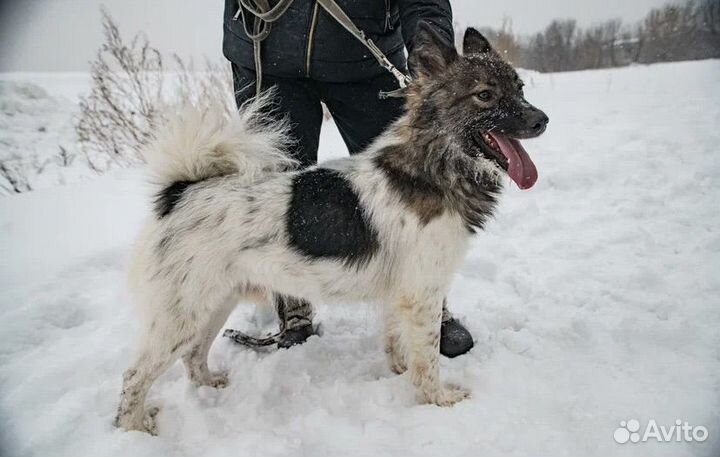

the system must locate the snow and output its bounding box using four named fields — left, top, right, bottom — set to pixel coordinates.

left=1, top=60, right=719, bottom=457
left=0, top=73, right=93, bottom=193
